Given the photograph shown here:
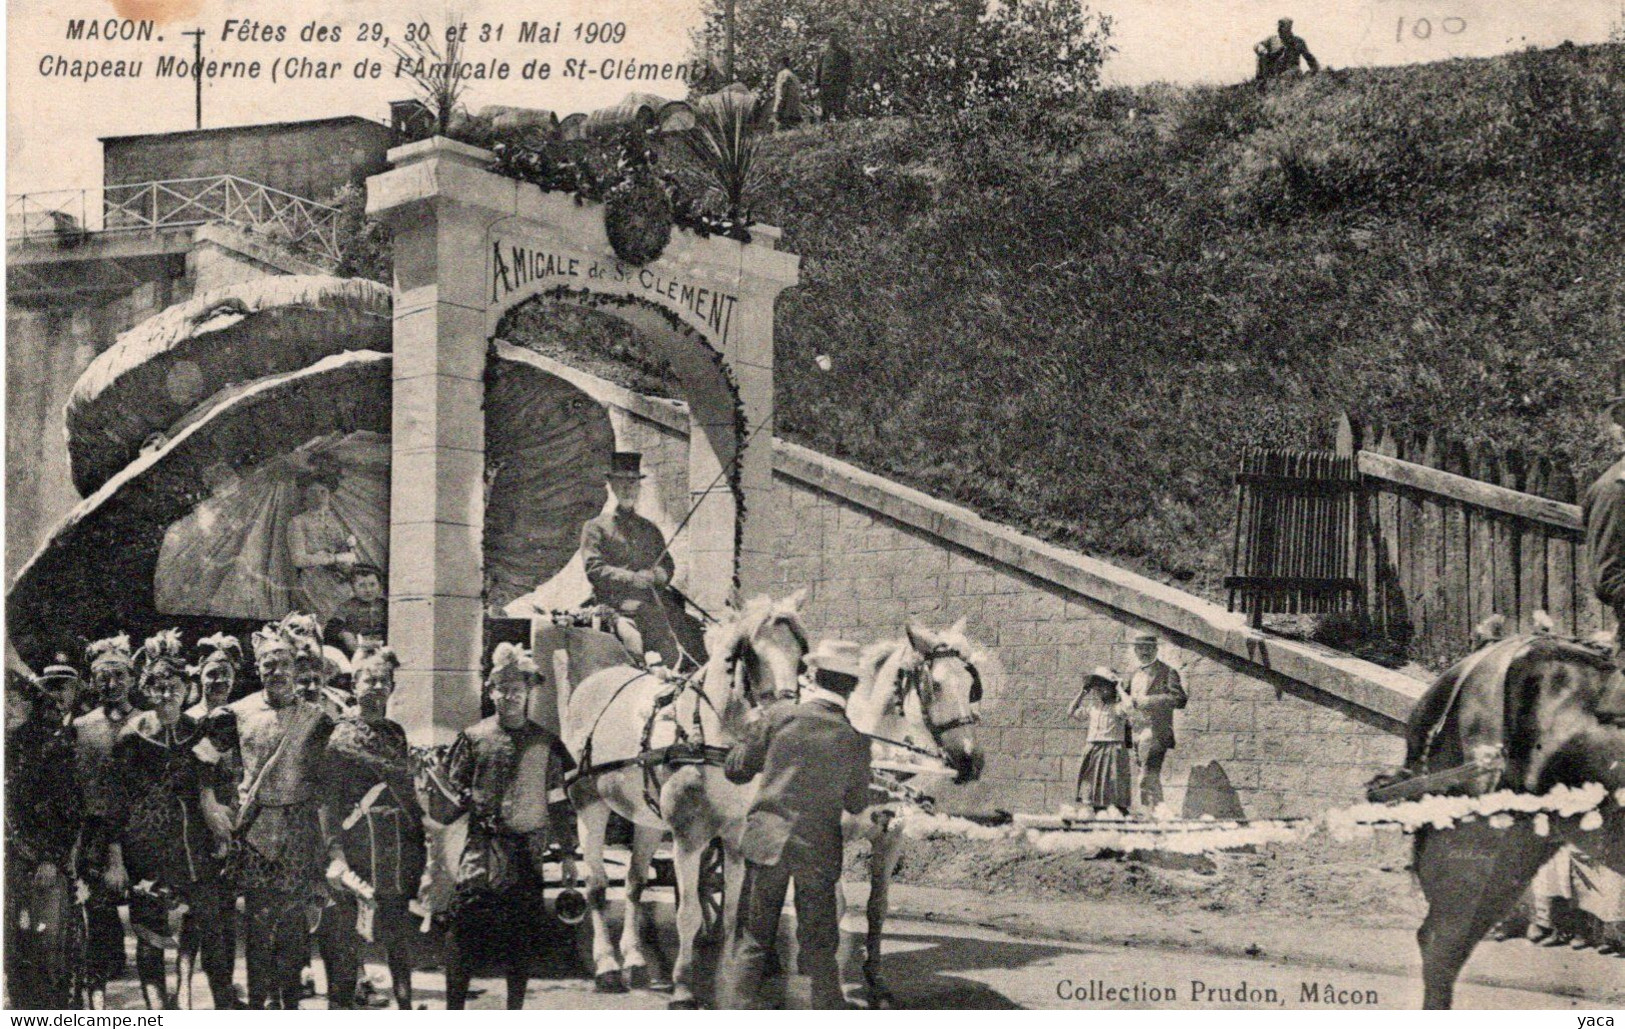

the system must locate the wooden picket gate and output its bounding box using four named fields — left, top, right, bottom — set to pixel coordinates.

left=1225, top=447, right=1362, bottom=625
